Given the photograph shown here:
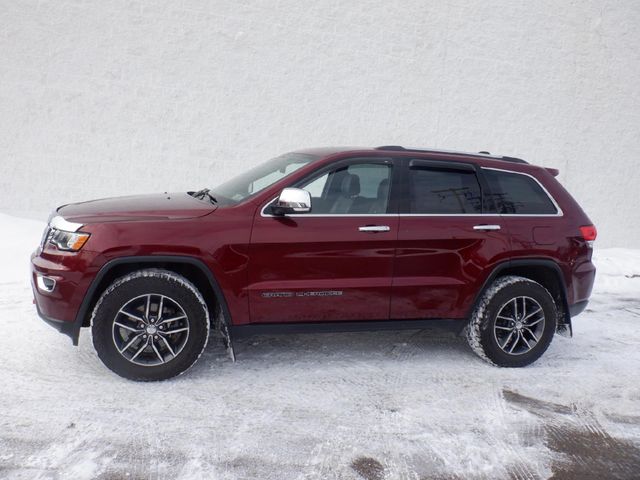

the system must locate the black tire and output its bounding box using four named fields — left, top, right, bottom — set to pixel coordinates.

left=466, top=275, right=557, bottom=367
left=91, top=269, right=209, bottom=381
